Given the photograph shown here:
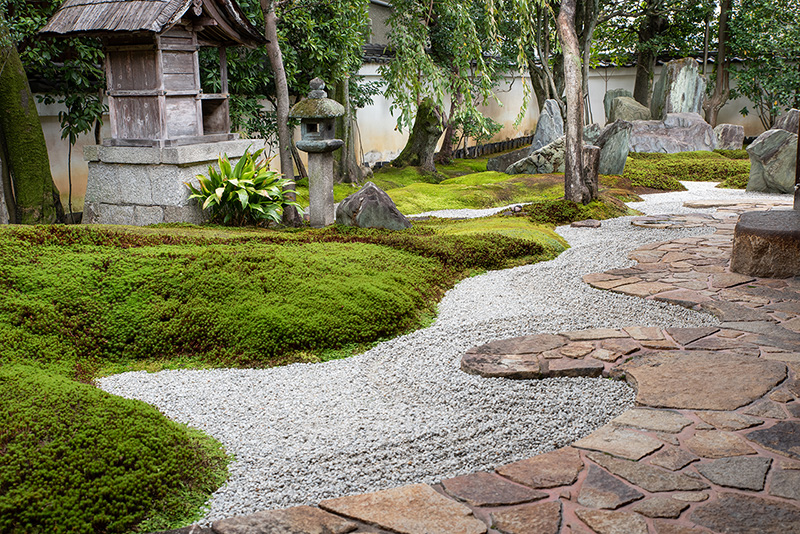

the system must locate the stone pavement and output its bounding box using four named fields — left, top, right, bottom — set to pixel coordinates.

left=165, top=200, right=800, bottom=534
